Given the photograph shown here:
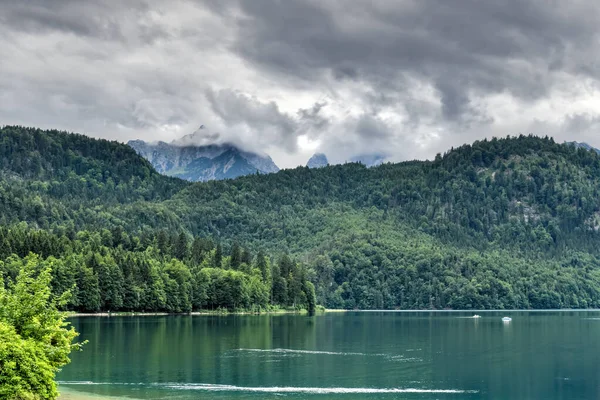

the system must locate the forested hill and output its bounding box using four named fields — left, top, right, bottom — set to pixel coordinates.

left=0, top=126, right=187, bottom=206
left=3, top=125, right=600, bottom=310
